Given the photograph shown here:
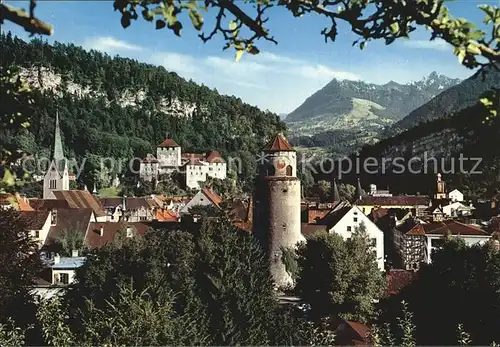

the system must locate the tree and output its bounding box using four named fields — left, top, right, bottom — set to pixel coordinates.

left=295, top=223, right=385, bottom=323
left=380, top=238, right=500, bottom=345
left=0, top=210, right=43, bottom=332
left=55, top=229, right=87, bottom=256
